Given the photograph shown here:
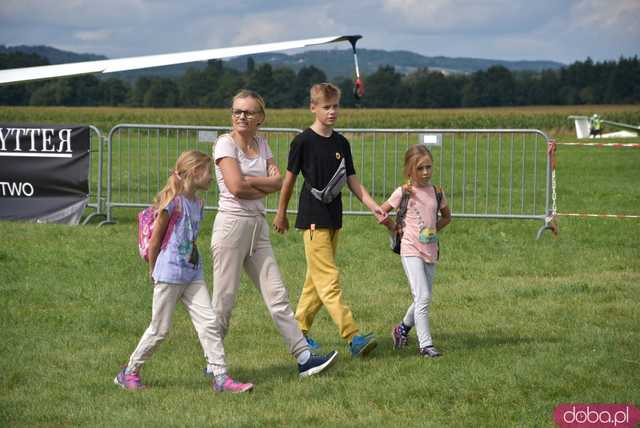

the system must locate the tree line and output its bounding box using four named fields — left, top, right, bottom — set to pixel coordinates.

left=1, top=52, right=638, bottom=108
